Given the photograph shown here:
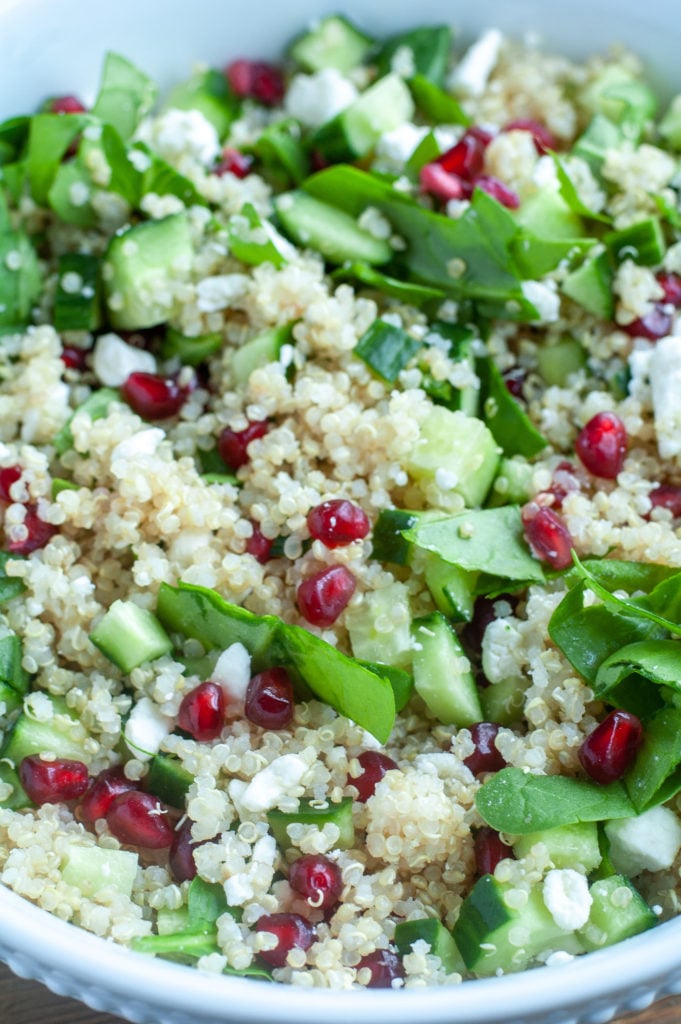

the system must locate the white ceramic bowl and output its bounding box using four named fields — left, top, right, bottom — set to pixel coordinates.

left=1, top=1, right=681, bottom=1022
